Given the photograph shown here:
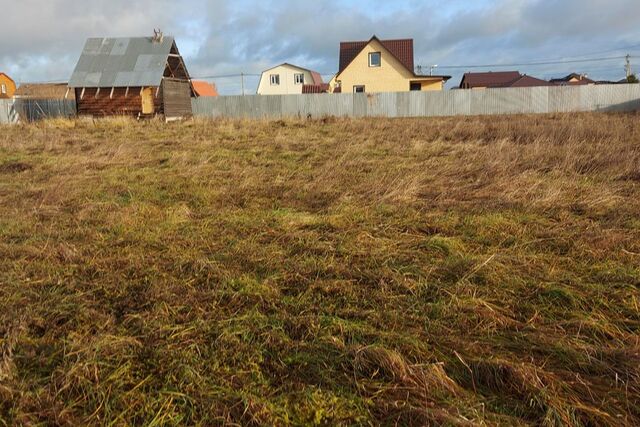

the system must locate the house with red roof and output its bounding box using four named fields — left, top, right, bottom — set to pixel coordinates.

left=329, top=36, right=450, bottom=93
left=257, top=63, right=324, bottom=95
left=192, top=80, right=219, bottom=97
left=459, top=71, right=552, bottom=89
